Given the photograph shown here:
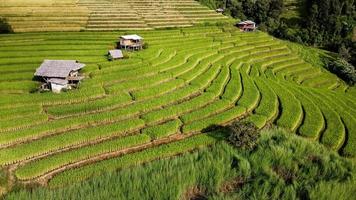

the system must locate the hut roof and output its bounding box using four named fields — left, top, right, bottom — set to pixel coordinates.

left=48, top=78, right=68, bottom=85
left=108, top=50, right=124, bottom=59
left=216, top=8, right=224, bottom=12
left=34, top=60, right=85, bottom=78
left=238, top=20, right=256, bottom=25
left=120, top=34, right=143, bottom=40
